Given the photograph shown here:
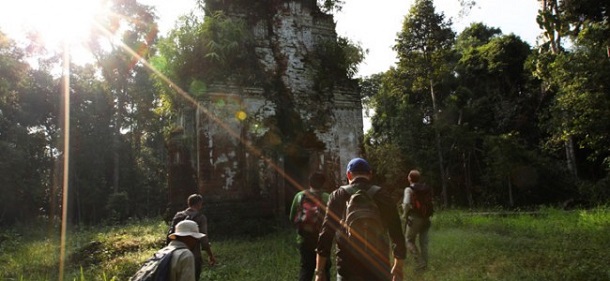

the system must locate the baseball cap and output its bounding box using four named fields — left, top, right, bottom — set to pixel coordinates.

left=346, top=157, right=371, bottom=173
